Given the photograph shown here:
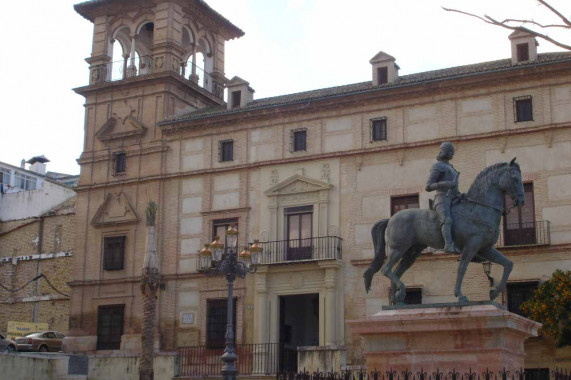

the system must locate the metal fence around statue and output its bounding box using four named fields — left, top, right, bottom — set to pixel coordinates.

left=276, top=368, right=571, bottom=380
